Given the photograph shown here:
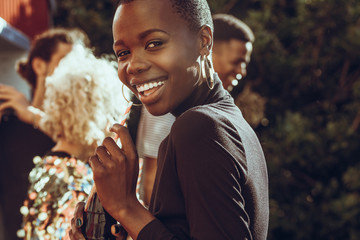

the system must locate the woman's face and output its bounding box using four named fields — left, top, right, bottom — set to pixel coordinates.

left=113, top=0, right=201, bottom=116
